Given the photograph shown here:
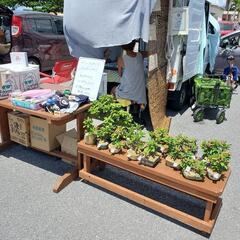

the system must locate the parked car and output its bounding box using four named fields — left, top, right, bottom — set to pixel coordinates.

left=218, top=20, right=235, bottom=36
left=0, top=5, right=12, bottom=59
left=3, top=11, right=72, bottom=71
left=214, top=30, right=240, bottom=76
